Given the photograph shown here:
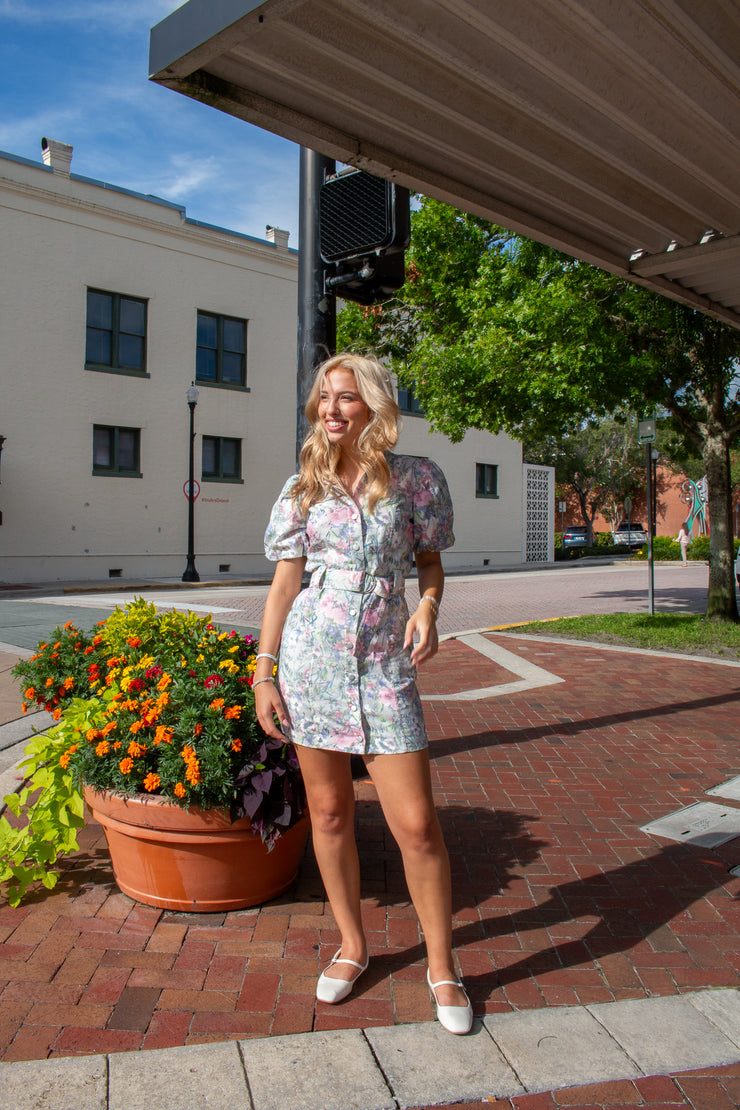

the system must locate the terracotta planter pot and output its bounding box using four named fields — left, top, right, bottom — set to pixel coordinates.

left=84, top=787, right=309, bottom=912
